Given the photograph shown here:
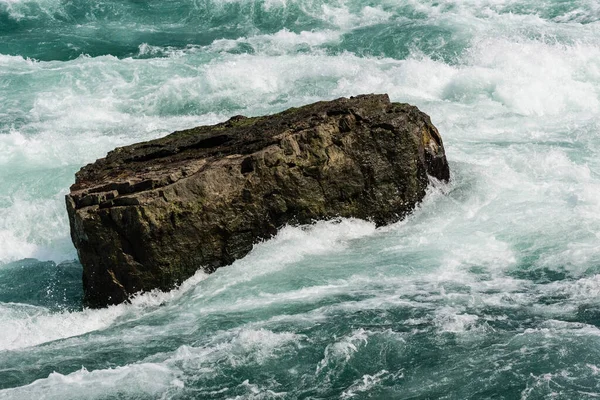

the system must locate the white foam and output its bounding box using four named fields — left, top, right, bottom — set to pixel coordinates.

left=316, top=328, right=370, bottom=375
left=341, top=370, right=397, bottom=399
left=464, top=39, right=600, bottom=116
left=1, top=4, right=600, bottom=391
left=0, top=270, right=208, bottom=351
left=0, top=364, right=182, bottom=400
left=0, top=54, right=232, bottom=262
left=2, top=24, right=599, bottom=262
left=434, top=306, right=481, bottom=333
left=0, top=194, right=73, bottom=264
left=541, top=275, right=600, bottom=303
left=159, top=327, right=302, bottom=376
left=230, top=380, right=287, bottom=399
left=0, top=231, right=38, bottom=263
left=0, top=303, right=128, bottom=351
left=208, top=29, right=341, bottom=56
left=187, top=218, right=376, bottom=301
left=0, top=0, right=65, bottom=21
left=317, top=5, right=392, bottom=30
